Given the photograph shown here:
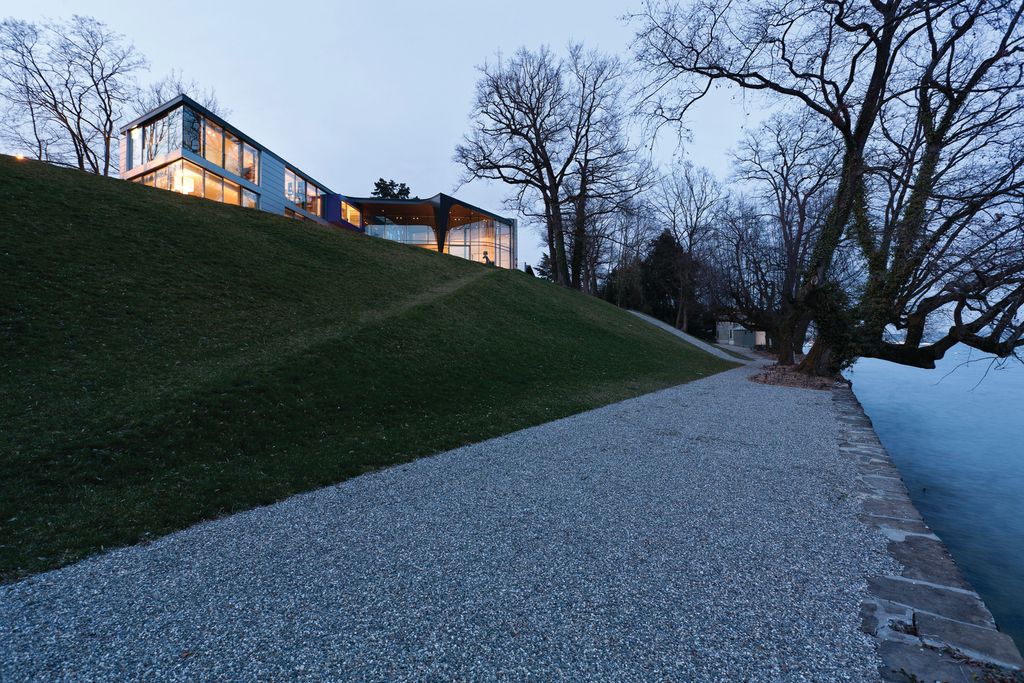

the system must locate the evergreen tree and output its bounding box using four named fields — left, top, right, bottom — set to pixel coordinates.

left=371, top=178, right=412, bottom=199
left=534, top=253, right=555, bottom=281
